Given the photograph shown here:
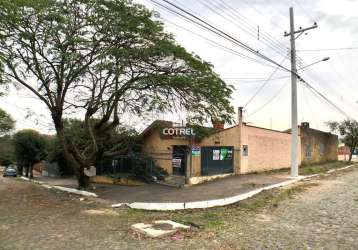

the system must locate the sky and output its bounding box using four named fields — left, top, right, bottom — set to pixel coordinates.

left=1, top=0, right=358, bottom=134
